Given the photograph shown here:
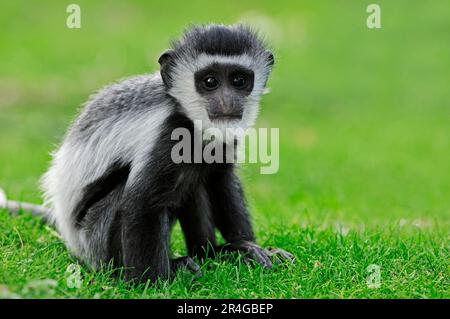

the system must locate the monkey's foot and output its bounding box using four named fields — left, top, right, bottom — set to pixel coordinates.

left=221, top=241, right=295, bottom=269
left=171, top=256, right=202, bottom=277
